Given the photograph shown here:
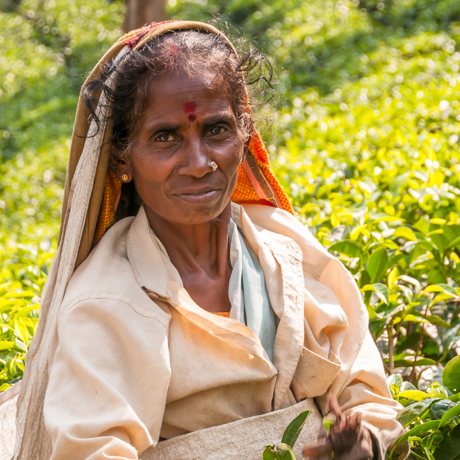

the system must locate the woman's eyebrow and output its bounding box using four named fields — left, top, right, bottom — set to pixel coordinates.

left=144, top=111, right=234, bottom=132
left=201, top=111, right=235, bottom=125
left=144, top=121, right=181, bottom=134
